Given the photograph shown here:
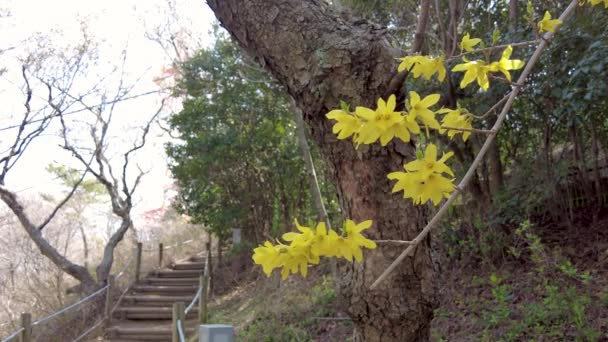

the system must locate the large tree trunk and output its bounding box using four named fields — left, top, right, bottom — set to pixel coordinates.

left=207, top=1, right=437, bottom=340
